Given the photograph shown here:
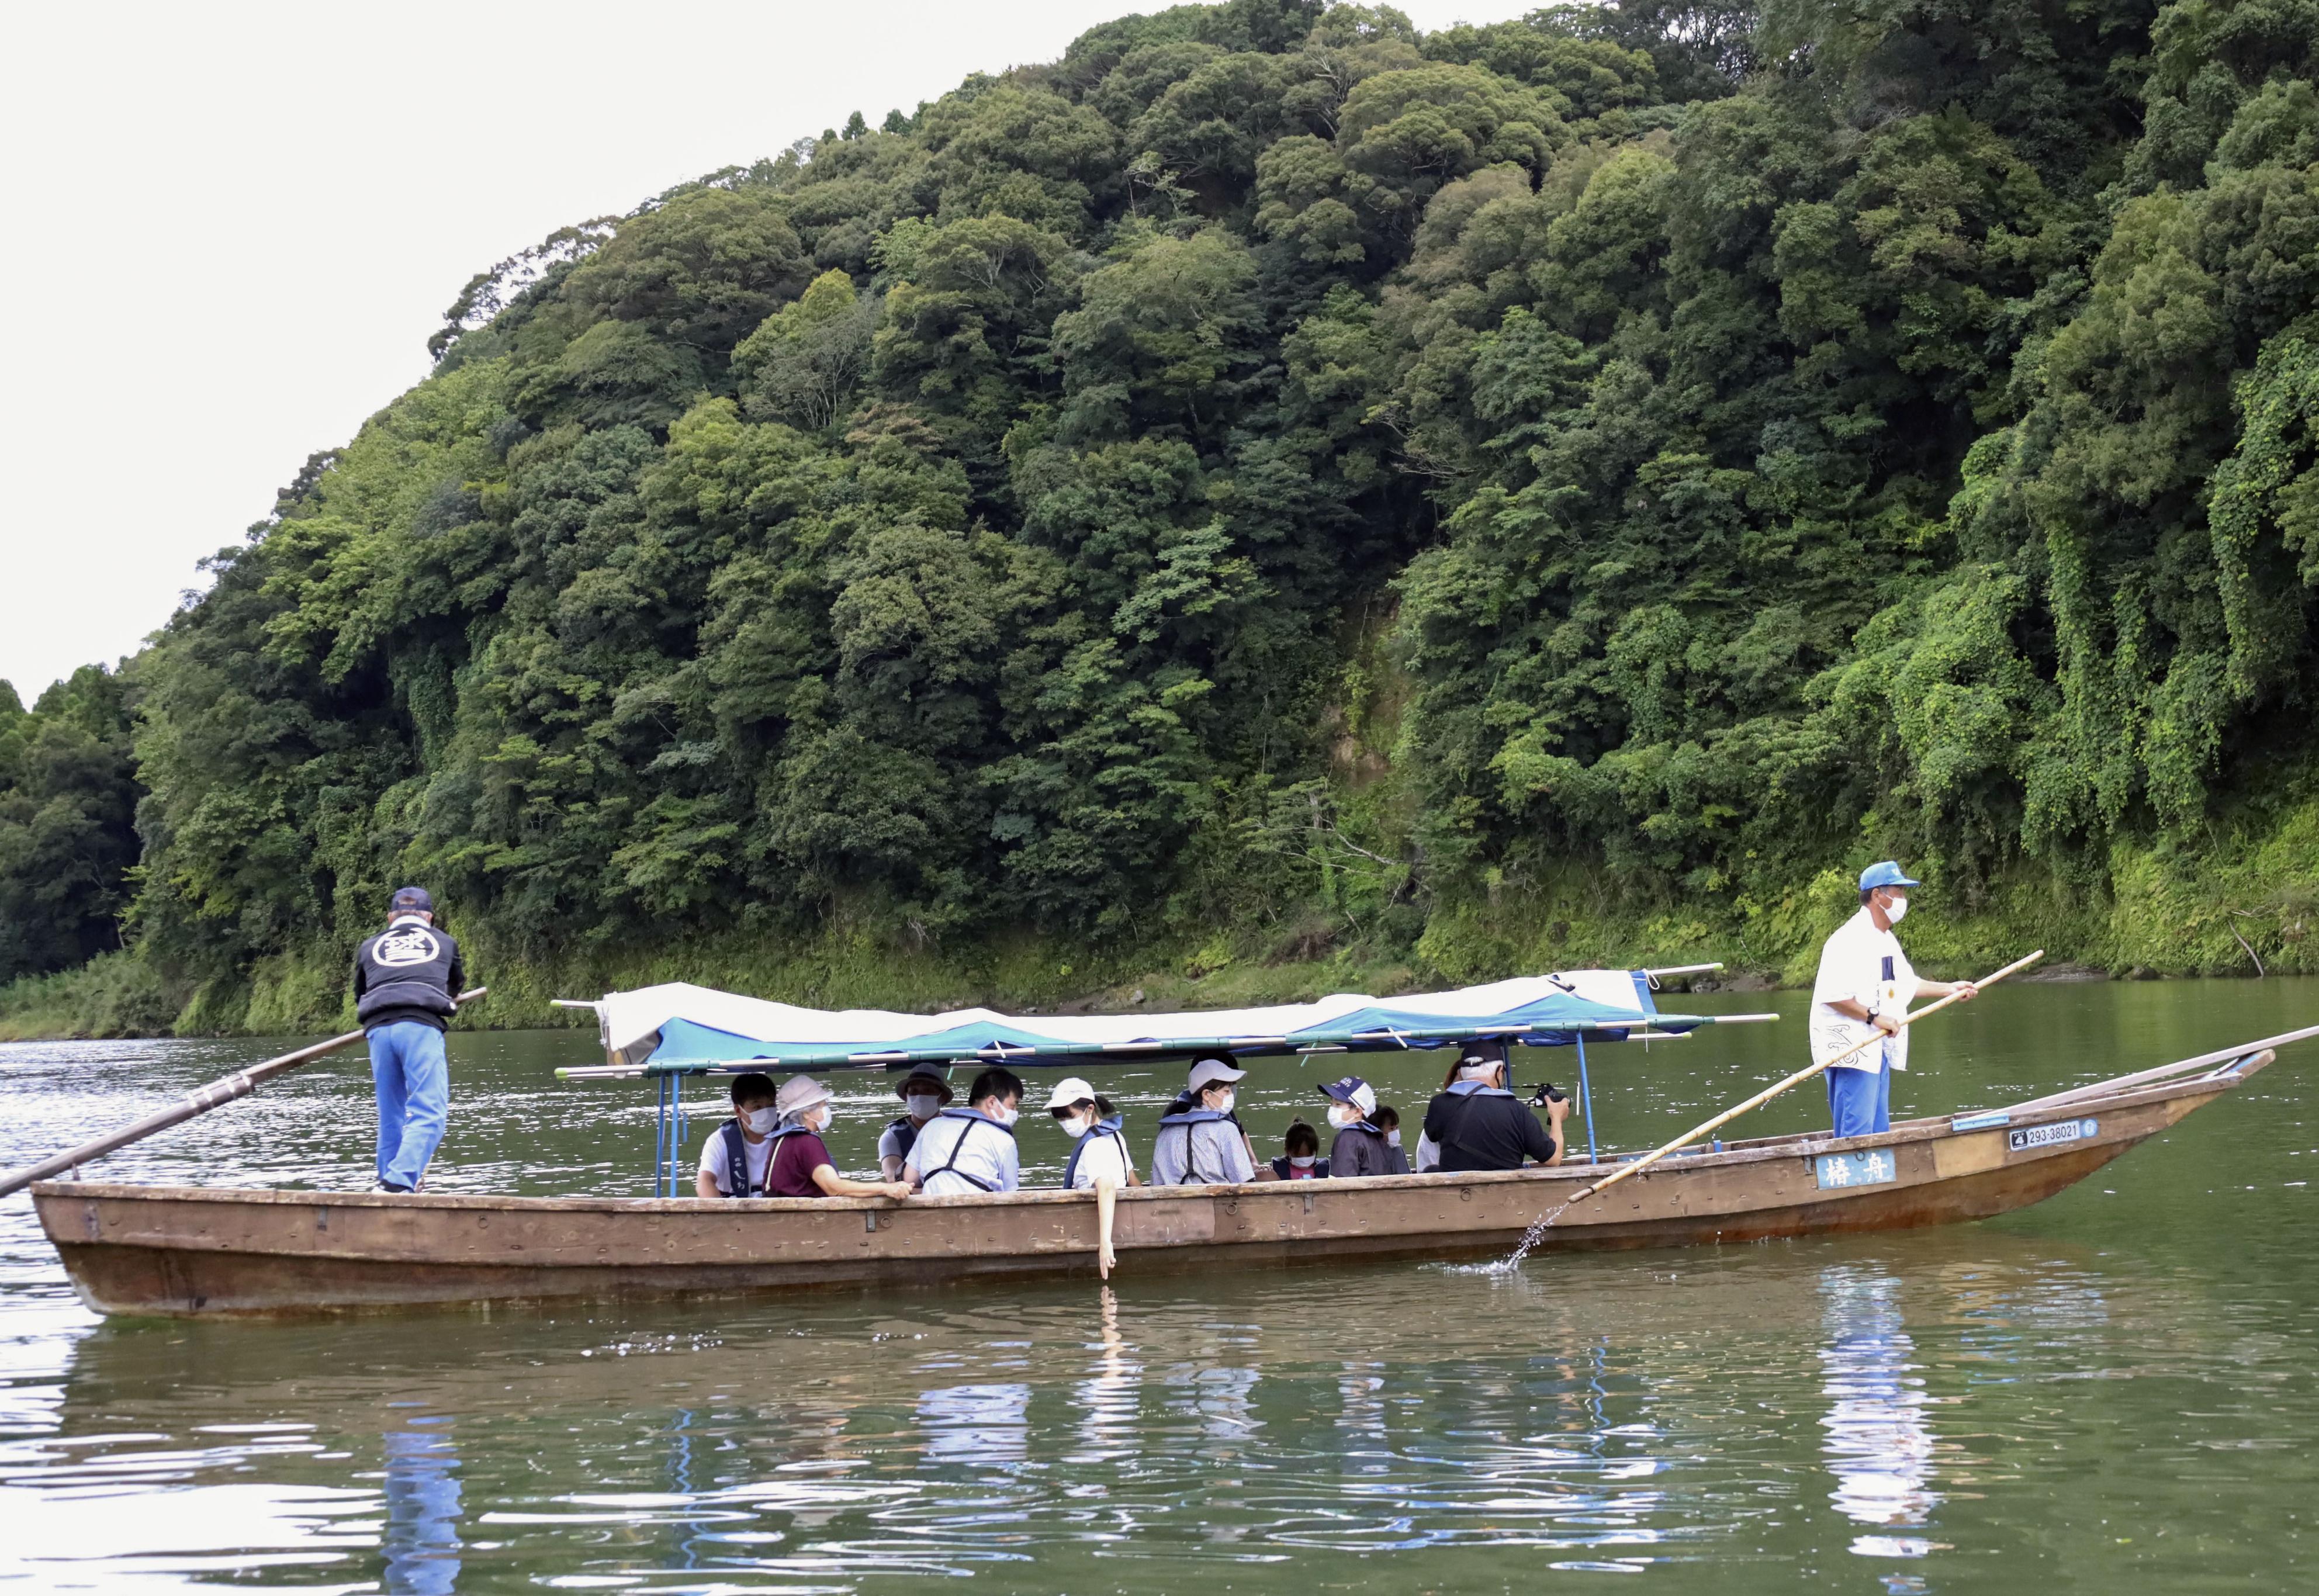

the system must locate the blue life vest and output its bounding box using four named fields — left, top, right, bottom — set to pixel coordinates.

left=717, top=1119, right=814, bottom=1198
left=885, top=1114, right=919, bottom=1159
left=1061, top=1116, right=1128, bottom=1188
left=920, top=1107, right=1015, bottom=1192
left=1156, top=1108, right=1235, bottom=1184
